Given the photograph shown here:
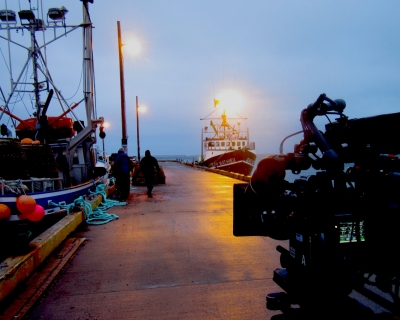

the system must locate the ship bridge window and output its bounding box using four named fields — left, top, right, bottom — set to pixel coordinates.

left=232, top=142, right=236, bottom=147
left=216, top=142, right=220, bottom=147
left=221, top=142, right=225, bottom=147
left=208, top=142, right=215, bottom=147
left=226, top=142, right=230, bottom=146
left=242, top=141, right=246, bottom=146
